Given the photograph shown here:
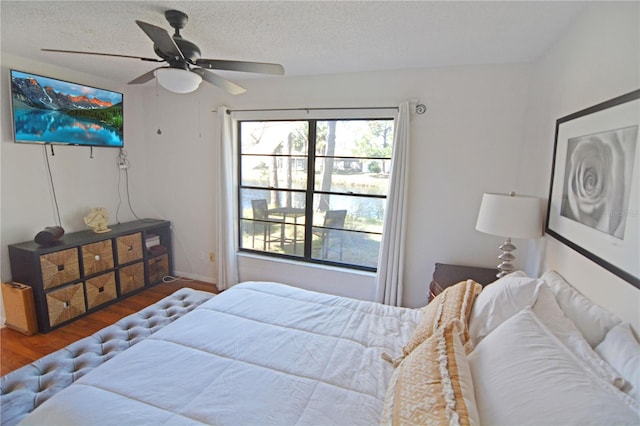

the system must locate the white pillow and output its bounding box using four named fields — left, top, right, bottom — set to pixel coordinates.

left=468, top=273, right=544, bottom=345
left=467, top=307, right=640, bottom=425
left=532, top=285, right=626, bottom=389
left=541, top=270, right=621, bottom=347
left=596, top=323, right=640, bottom=402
